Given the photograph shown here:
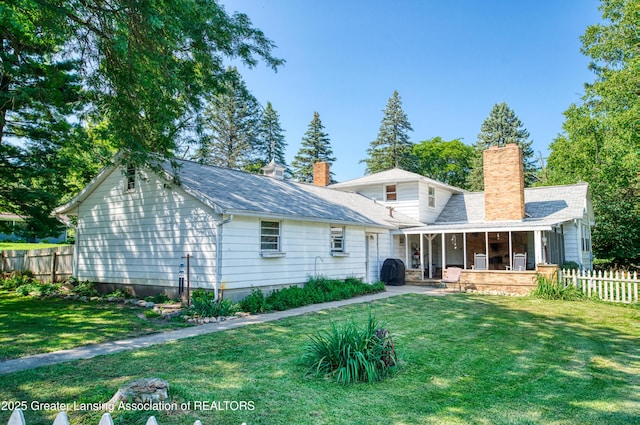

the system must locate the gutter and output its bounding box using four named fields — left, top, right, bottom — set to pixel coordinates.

left=214, top=214, right=234, bottom=301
